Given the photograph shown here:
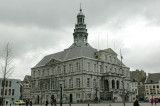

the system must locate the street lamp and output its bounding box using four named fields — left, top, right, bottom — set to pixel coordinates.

left=120, top=49, right=125, bottom=106
left=95, top=88, right=98, bottom=102
left=150, top=88, right=155, bottom=102
left=60, top=84, right=62, bottom=106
